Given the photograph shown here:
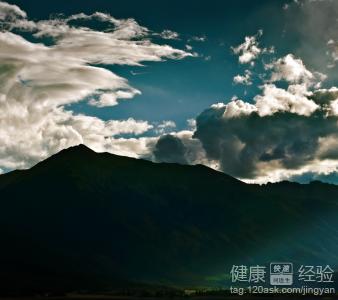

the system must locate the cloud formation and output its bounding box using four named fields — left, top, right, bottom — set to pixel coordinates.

left=254, top=84, right=319, bottom=116
left=154, top=120, right=176, bottom=134
left=233, top=70, right=252, bottom=85
left=159, top=30, right=180, bottom=40
left=152, top=130, right=209, bottom=167
left=231, top=30, right=273, bottom=65
left=265, top=54, right=326, bottom=88
left=192, top=81, right=338, bottom=182
left=0, top=0, right=25, bottom=19
left=3, top=1, right=338, bottom=186
left=0, top=1, right=192, bottom=170
left=149, top=46, right=338, bottom=183
left=153, top=134, right=188, bottom=164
